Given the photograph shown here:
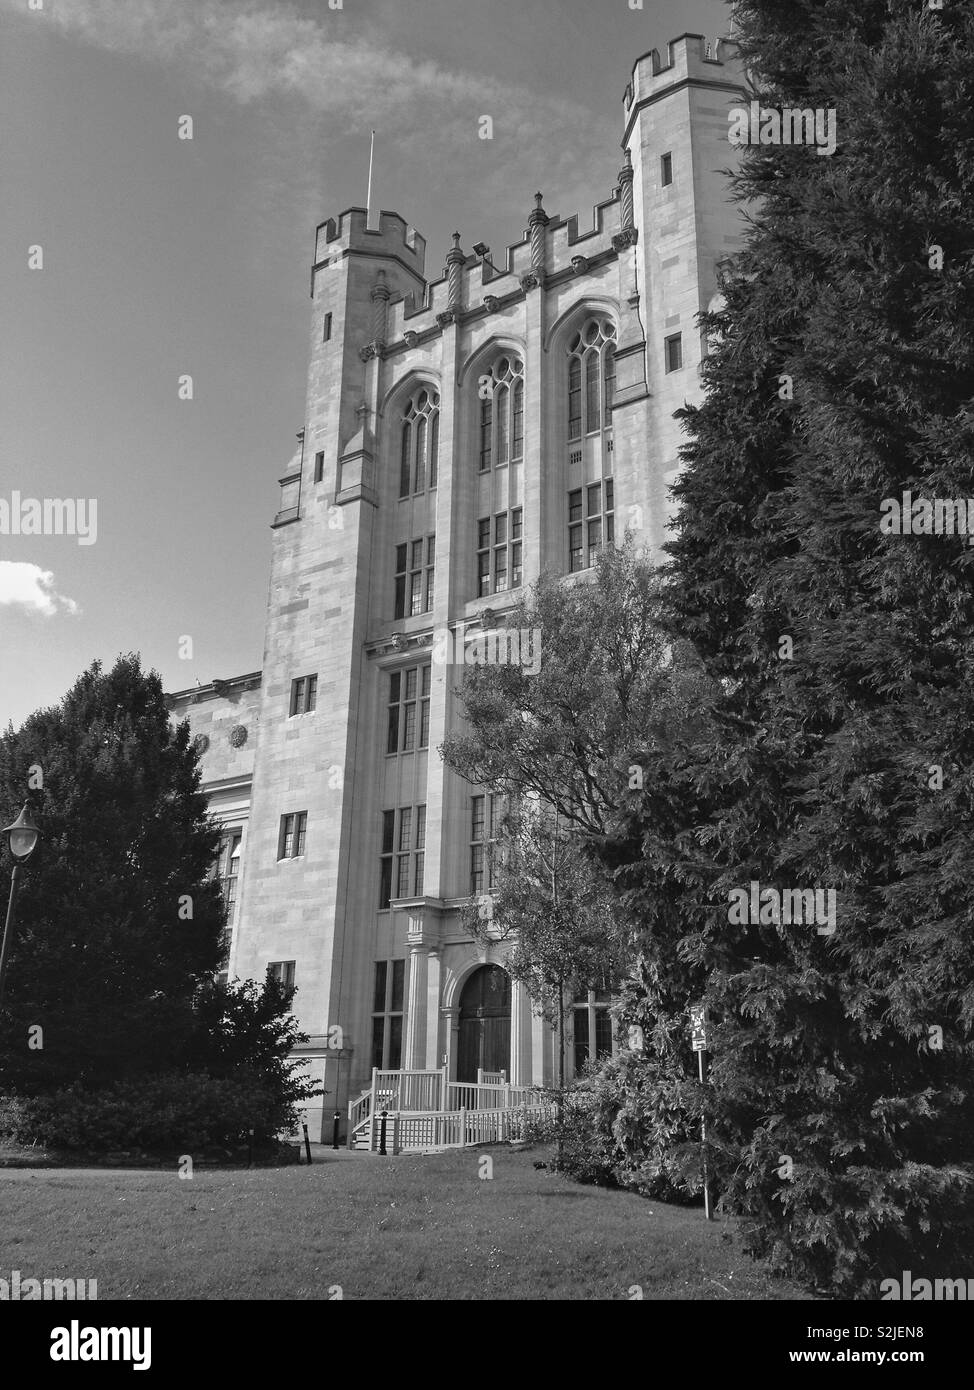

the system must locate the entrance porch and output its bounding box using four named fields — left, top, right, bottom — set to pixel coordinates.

left=347, top=1066, right=554, bottom=1153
